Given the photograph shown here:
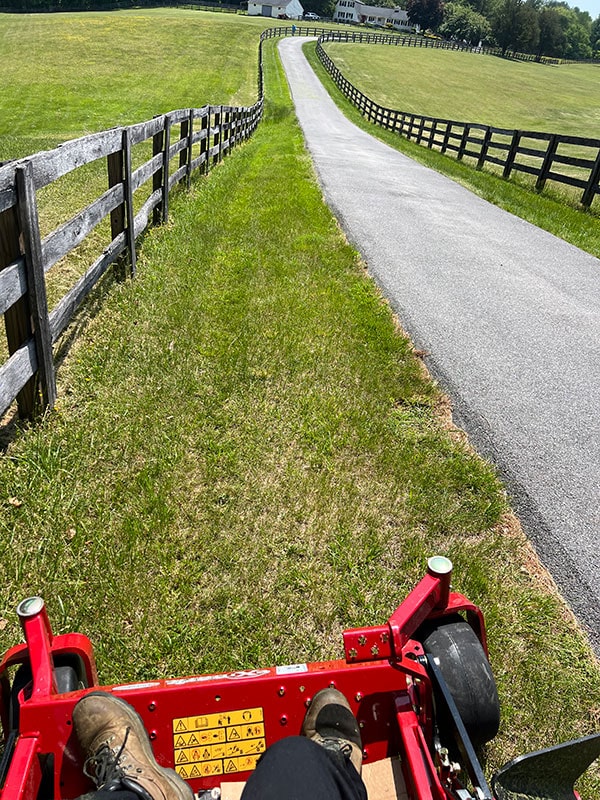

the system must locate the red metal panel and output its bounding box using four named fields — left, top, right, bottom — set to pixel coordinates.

left=1, top=737, right=42, bottom=800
